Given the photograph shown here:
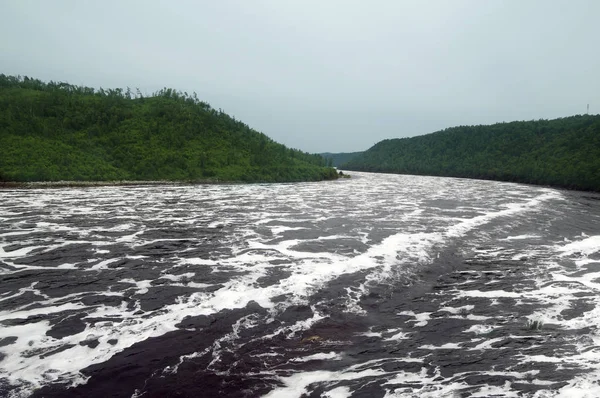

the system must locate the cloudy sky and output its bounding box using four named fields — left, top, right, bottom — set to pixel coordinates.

left=1, top=1, right=599, bottom=153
